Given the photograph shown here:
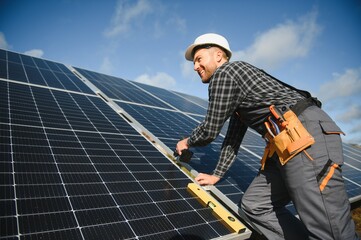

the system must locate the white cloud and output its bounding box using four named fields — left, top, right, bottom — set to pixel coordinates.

left=233, top=10, right=320, bottom=69
left=134, top=72, right=176, bottom=89
left=167, top=16, right=186, bottom=34
left=104, top=0, right=186, bottom=39
left=154, top=15, right=186, bottom=38
left=181, top=60, right=194, bottom=78
left=153, top=20, right=164, bottom=39
left=0, top=32, right=10, bottom=49
left=319, top=67, right=361, bottom=145
left=341, top=121, right=361, bottom=145
left=24, top=49, right=44, bottom=58
left=336, top=104, right=361, bottom=123
left=104, top=0, right=152, bottom=37
left=99, top=57, right=114, bottom=74
left=318, top=67, right=361, bottom=102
